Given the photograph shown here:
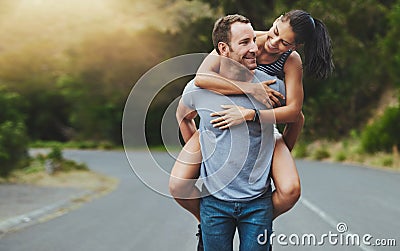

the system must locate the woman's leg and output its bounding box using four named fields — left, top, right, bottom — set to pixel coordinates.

left=271, top=136, right=301, bottom=219
left=271, top=112, right=304, bottom=219
left=169, top=131, right=202, bottom=222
